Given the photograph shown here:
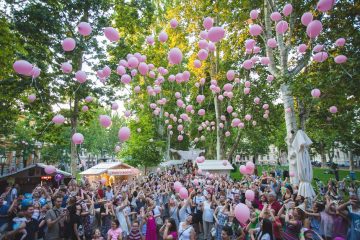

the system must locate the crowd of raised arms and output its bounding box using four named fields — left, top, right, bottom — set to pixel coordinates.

left=0, top=161, right=359, bottom=240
